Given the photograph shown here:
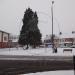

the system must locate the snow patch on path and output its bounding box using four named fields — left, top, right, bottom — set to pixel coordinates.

left=21, top=70, right=74, bottom=75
